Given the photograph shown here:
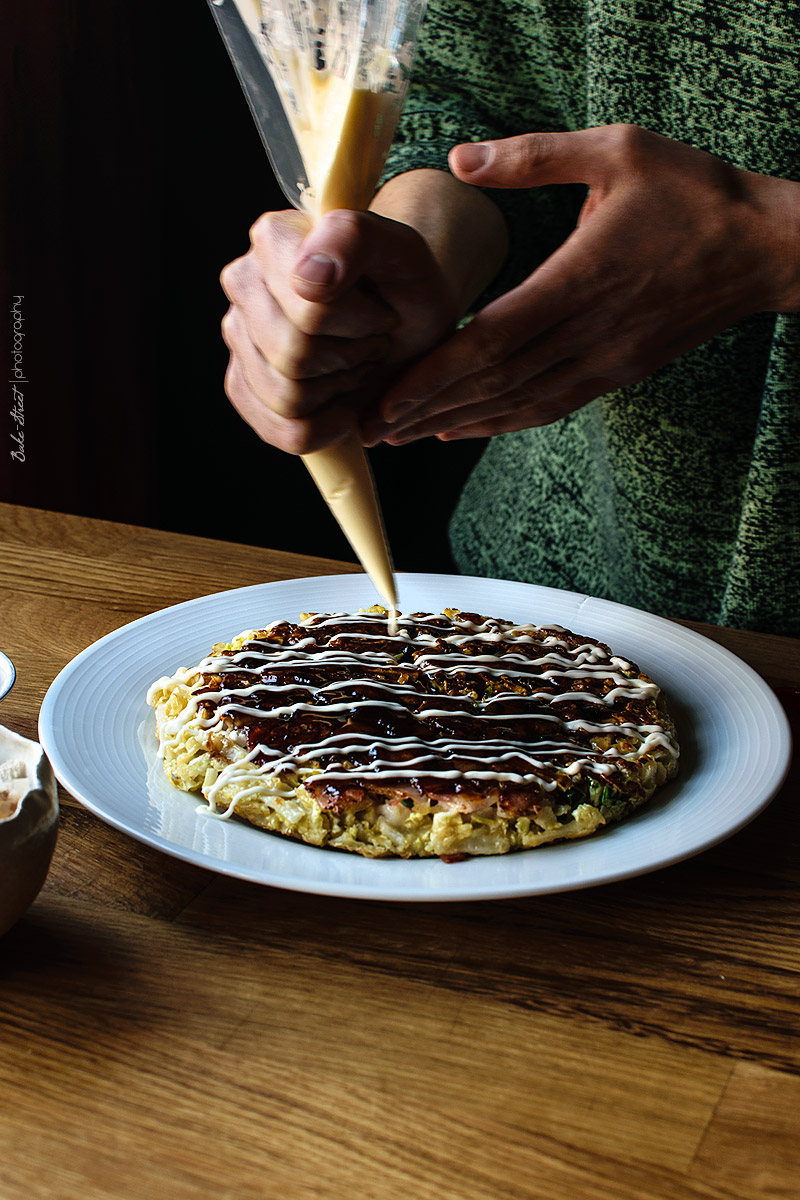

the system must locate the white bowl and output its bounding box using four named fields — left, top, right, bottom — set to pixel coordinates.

left=0, top=725, right=59, bottom=936
left=0, top=651, right=14, bottom=701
